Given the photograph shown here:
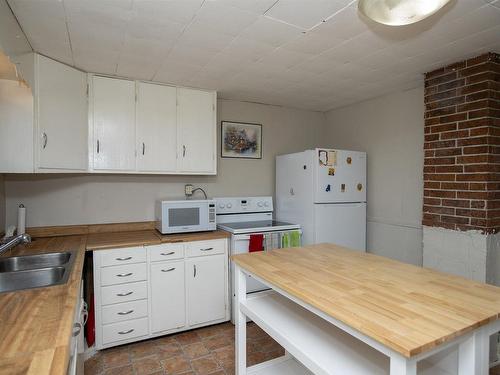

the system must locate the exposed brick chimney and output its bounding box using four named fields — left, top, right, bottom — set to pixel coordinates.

left=423, top=52, right=500, bottom=234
